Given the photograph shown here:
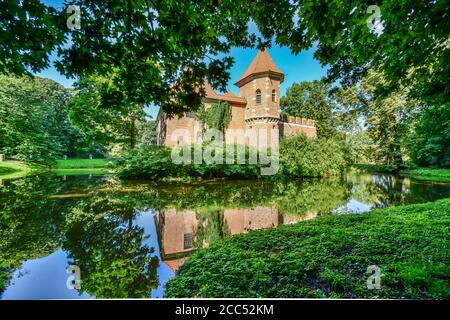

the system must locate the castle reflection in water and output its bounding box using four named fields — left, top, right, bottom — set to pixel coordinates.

left=155, top=207, right=318, bottom=272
